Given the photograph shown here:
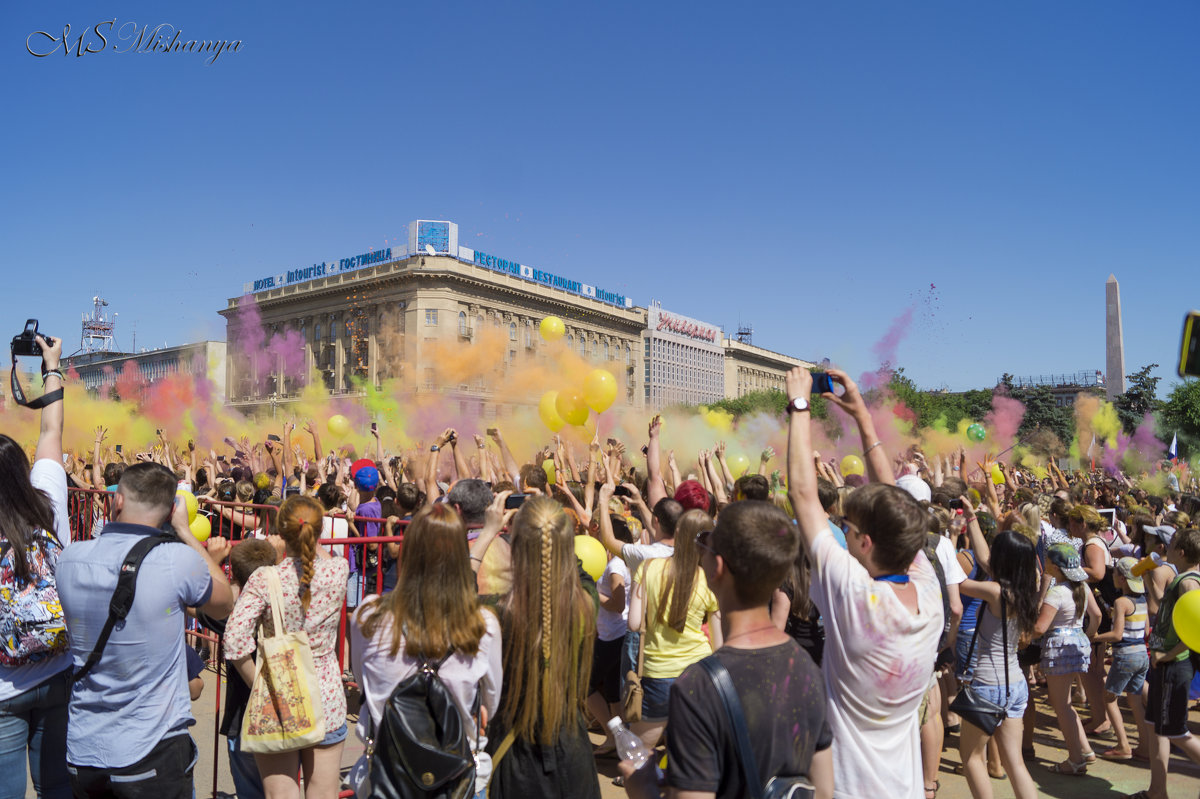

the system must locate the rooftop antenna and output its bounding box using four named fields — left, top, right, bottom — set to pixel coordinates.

left=736, top=323, right=753, bottom=345
left=81, top=296, right=116, bottom=354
